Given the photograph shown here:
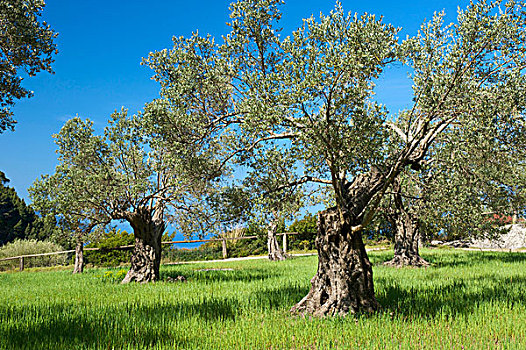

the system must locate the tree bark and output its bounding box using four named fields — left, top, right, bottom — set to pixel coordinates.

left=384, top=181, right=429, bottom=267
left=121, top=209, right=165, bottom=283
left=384, top=210, right=429, bottom=267
left=291, top=169, right=388, bottom=316
left=291, top=207, right=379, bottom=316
left=267, top=219, right=286, bottom=261
left=290, top=138, right=433, bottom=316
left=72, top=239, right=84, bottom=274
